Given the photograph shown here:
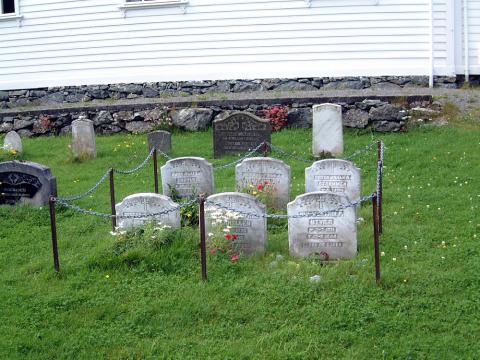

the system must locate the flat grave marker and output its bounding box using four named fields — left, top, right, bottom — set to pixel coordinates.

left=213, top=112, right=271, bottom=158
left=161, top=157, right=214, bottom=198
left=287, top=192, right=357, bottom=260
left=312, top=104, right=343, bottom=156
left=235, top=157, right=291, bottom=209
left=305, top=159, right=361, bottom=201
left=0, top=161, right=56, bottom=206
left=115, top=193, right=180, bottom=229
left=206, top=192, right=267, bottom=255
